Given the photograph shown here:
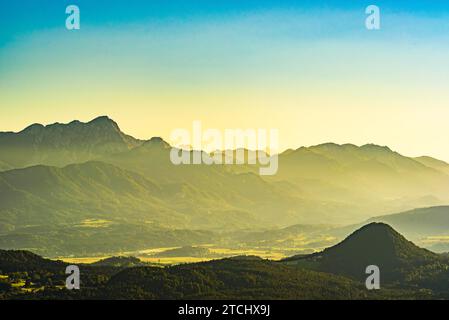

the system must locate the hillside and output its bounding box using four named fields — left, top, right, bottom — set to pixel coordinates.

left=329, top=206, right=449, bottom=253
left=284, top=223, right=446, bottom=283
left=0, top=246, right=437, bottom=300
left=0, top=158, right=286, bottom=229
left=0, top=249, right=389, bottom=300
left=151, top=246, right=213, bottom=258
left=365, top=206, right=449, bottom=253
left=90, top=256, right=149, bottom=268
left=2, top=224, right=449, bottom=300
left=0, top=160, right=224, bottom=256
left=0, top=250, right=64, bottom=273
left=100, top=257, right=406, bottom=300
